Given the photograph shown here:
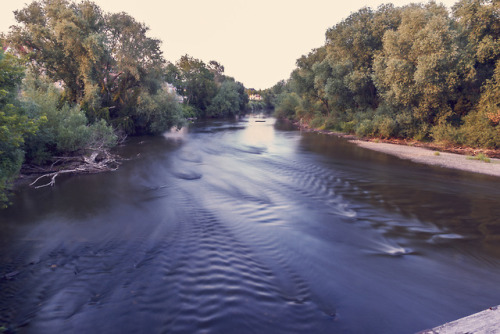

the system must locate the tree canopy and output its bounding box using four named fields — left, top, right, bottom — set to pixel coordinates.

left=270, top=1, right=500, bottom=147
left=8, top=0, right=175, bottom=134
